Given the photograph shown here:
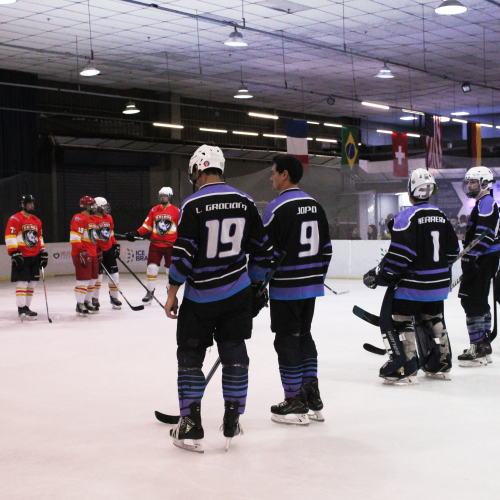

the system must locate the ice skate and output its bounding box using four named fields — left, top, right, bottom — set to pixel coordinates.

left=423, top=361, right=451, bottom=381
left=92, top=298, right=100, bottom=311
left=109, top=294, right=122, bottom=310
left=170, top=402, right=204, bottom=454
left=18, top=306, right=37, bottom=321
left=220, top=403, right=244, bottom=451
left=271, top=386, right=310, bottom=426
left=84, top=300, right=99, bottom=314
left=381, top=357, right=418, bottom=385
left=484, top=337, right=493, bottom=364
left=458, top=343, right=488, bottom=367
left=142, top=289, right=155, bottom=305
left=306, top=379, right=324, bottom=422
left=76, top=303, right=89, bottom=317
left=383, top=375, right=418, bottom=385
